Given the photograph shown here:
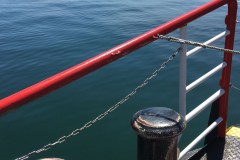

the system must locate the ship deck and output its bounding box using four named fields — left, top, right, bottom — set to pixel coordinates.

left=181, top=124, right=240, bottom=160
